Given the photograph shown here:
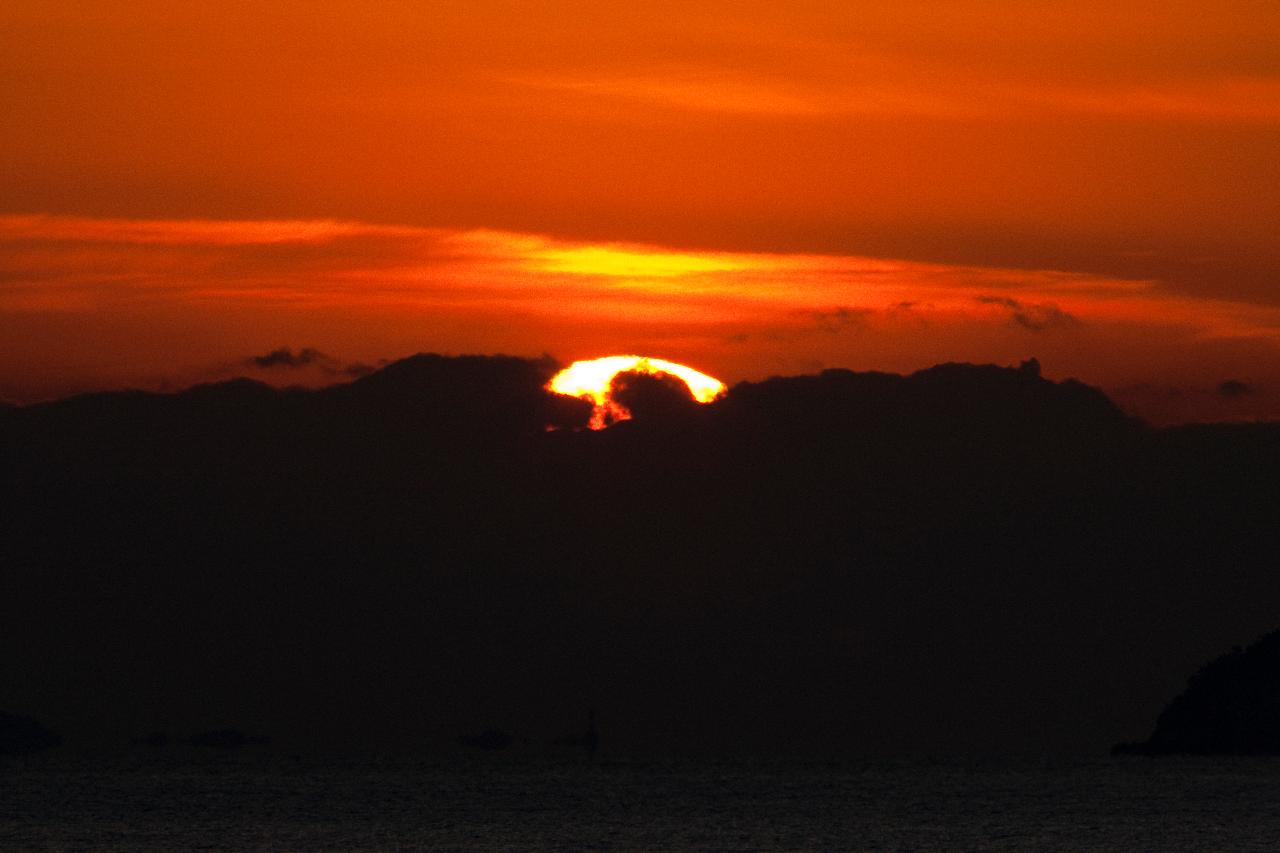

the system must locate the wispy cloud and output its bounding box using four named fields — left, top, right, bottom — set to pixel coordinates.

left=3, top=214, right=1276, bottom=330
left=509, top=65, right=1280, bottom=124
left=247, top=347, right=329, bottom=369
left=244, top=347, right=378, bottom=377
left=508, top=69, right=834, bottom=116
left=1218, top=379, right=1255, bottom=399
left=975, top=296, right=1082, bottom=332
left=0, top=215, right=417, bottom=246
